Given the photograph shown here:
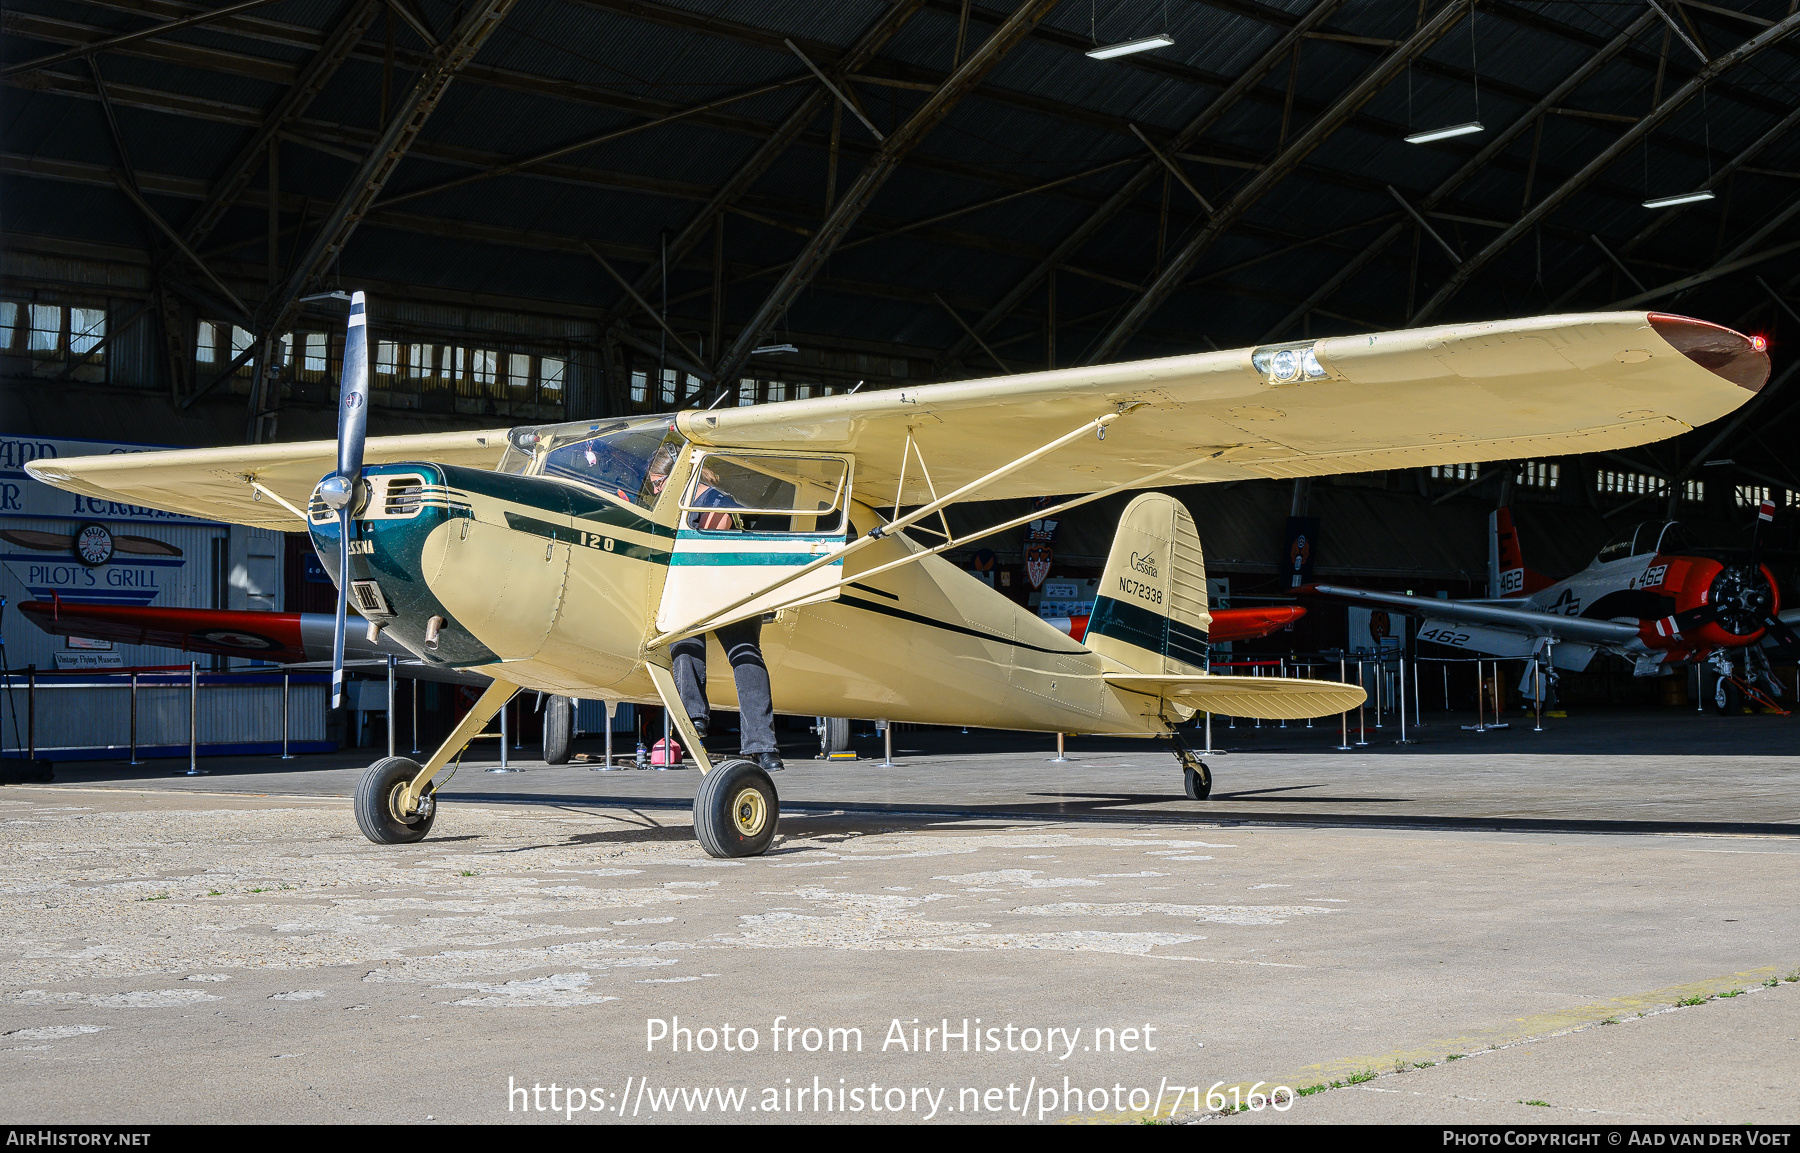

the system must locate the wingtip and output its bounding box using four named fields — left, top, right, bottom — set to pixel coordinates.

left=1647, top=313, right=1771, bottom=391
